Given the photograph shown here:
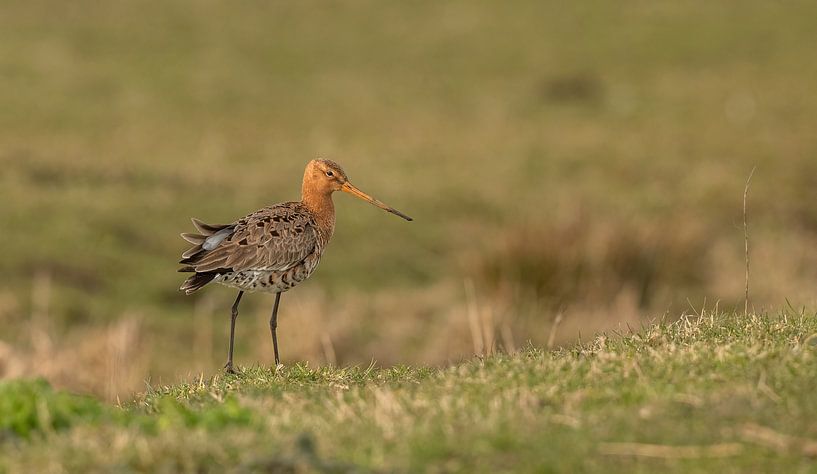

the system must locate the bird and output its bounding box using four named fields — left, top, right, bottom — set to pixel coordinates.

left=178, top=159, right=412, bottom=373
